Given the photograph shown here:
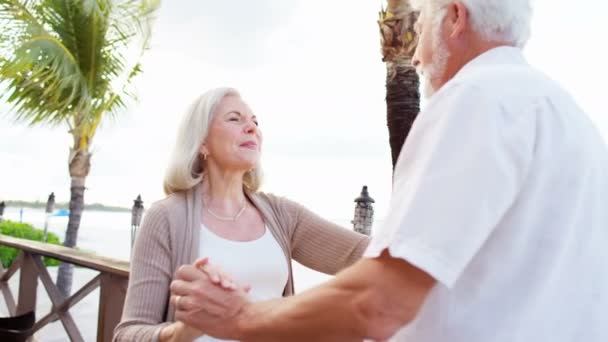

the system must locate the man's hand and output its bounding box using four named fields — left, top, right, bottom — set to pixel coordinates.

left=170, top=259, right=252, bottom=340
